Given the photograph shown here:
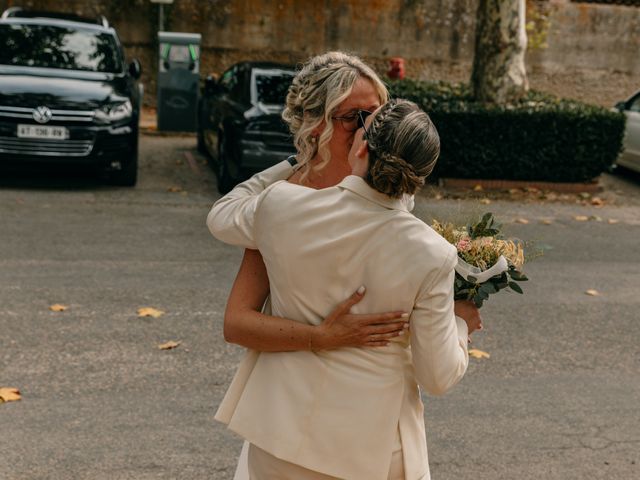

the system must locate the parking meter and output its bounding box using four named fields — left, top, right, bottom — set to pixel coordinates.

left=157, top=31, right=201, bottom=131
